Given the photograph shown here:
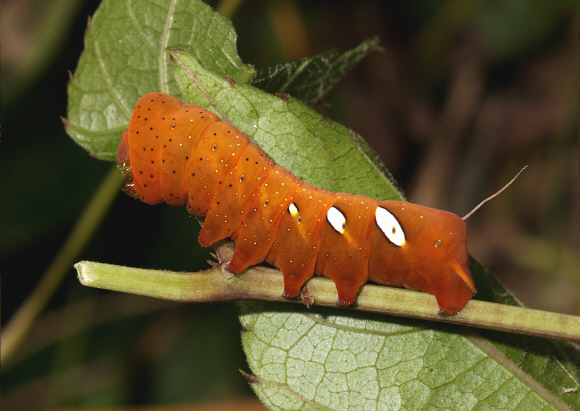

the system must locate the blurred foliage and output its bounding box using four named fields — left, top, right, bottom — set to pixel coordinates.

left=1, top=0, right=578, bottom=410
